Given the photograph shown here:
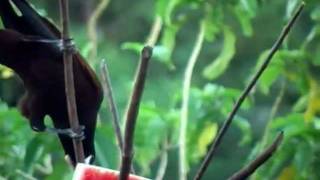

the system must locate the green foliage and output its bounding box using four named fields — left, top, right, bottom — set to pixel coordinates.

left=183, top=84, right=252, bottom=164
left=0, top=102, right=72, bottom=179
left=249, top=3, right=320, bottom=179
left=1, top=0, right=319, bottom=179
left=253, top=114, right=320, bottom=179
left=134, top=103, right=168, bottom=174
left=203, top=26, right=236, bottom=80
